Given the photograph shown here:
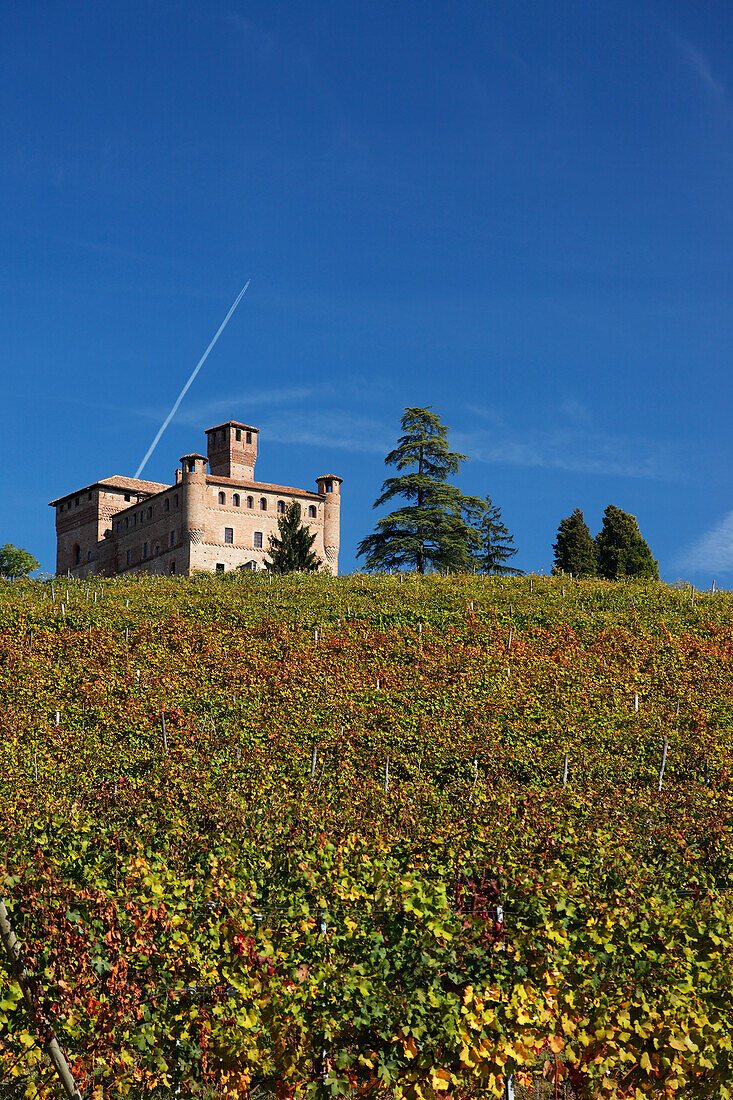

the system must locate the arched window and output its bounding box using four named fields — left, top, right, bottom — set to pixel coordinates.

left=74, top=545, right=81, bottom=565
left=218, top=491, right=226, bottom=505
left=277, top=500, right=285, bottom=513
left=246, top=496, right=254, bottom=509
left=308, top=505, right=317, bottom=518
left=233, top=493, right=240, bottom=507
left=260, top=497, right=267, bottom=511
